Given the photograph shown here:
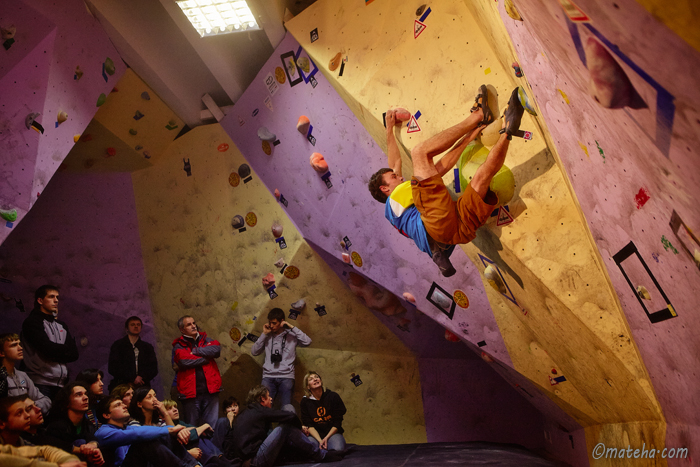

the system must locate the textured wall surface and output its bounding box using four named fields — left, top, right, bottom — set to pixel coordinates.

left=0, top=170, right=158, bottom=390
left=0, top=0, right=124, bottom=243
left=131, top=123, right=428, bottom=445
